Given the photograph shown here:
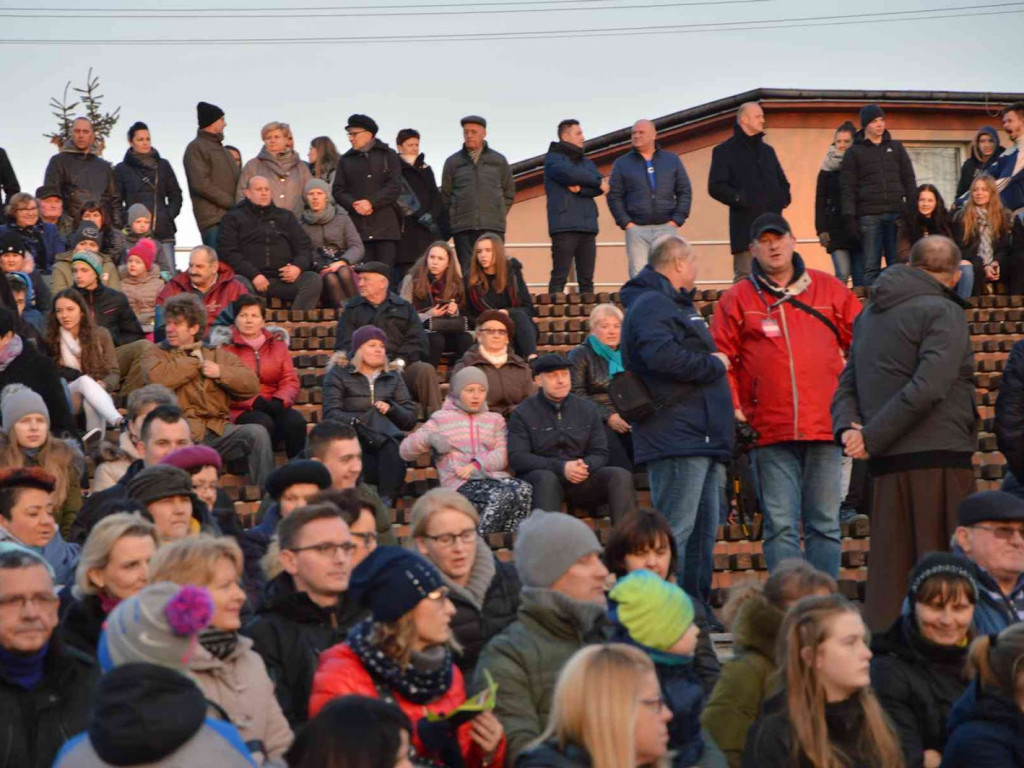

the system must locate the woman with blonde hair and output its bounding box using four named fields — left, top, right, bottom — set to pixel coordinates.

left=236, top=121, right=312, bottom=217
left=953, top=175, right=1014, bottom=297
left=59, top=512, right=158, bottom=656
left=519, top=643, right=673, bottom=768
left=149, top=535, right=294, bottom=765
left=742, top=594, right=904, bottom=768
left=942, top=623, right=1024, bottom=767
left=310, top=546, right=506, bottom=766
